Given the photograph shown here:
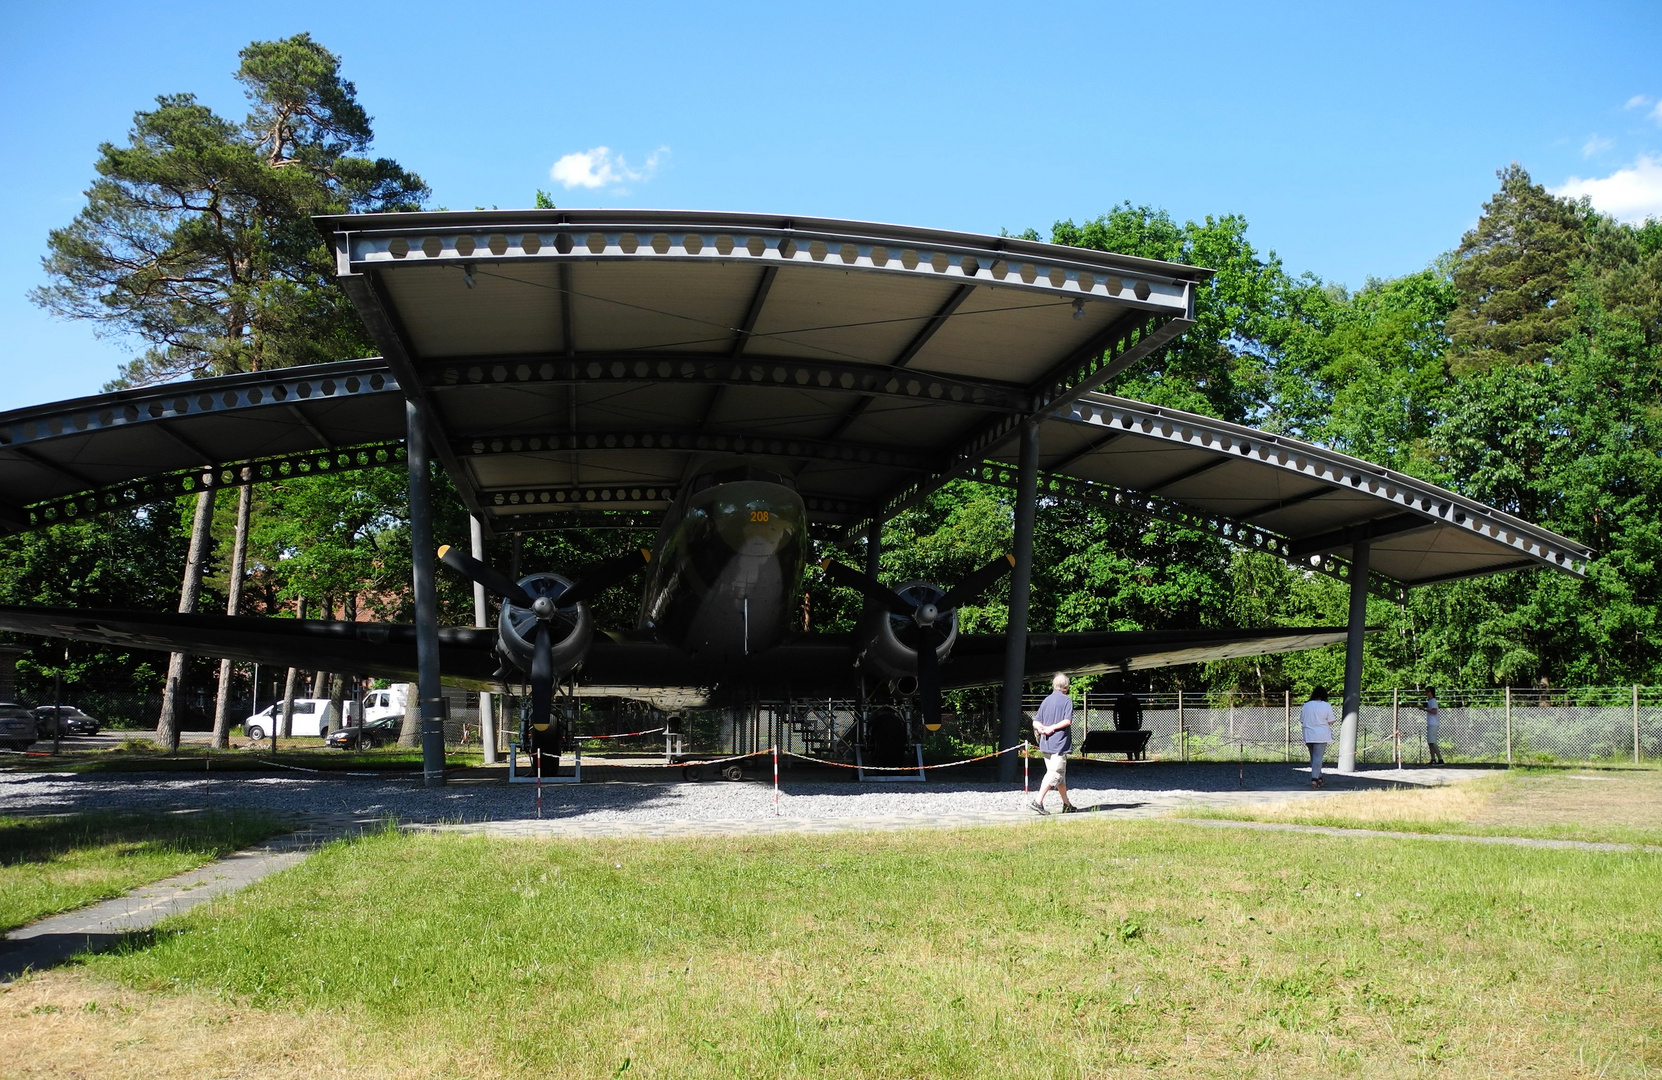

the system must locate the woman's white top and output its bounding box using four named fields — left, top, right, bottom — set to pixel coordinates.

left=1300, top=698, right=1336, bottom=743
left=1424, top=696, right=1441, bottom=734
